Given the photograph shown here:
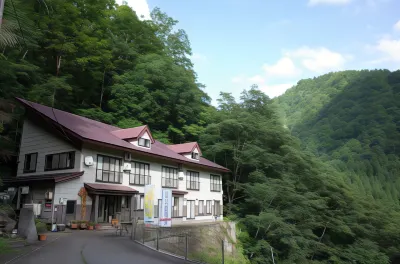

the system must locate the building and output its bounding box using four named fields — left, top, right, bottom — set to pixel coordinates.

left=4, top=98, right=228, bottom=225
